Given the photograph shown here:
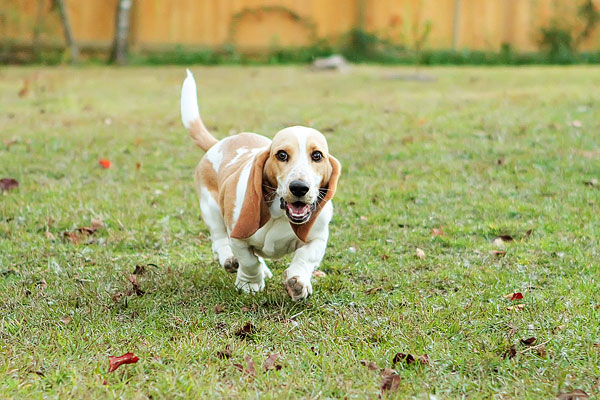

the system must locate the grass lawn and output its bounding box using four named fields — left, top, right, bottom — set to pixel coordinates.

left=1, top=65, right=599, bottom=399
